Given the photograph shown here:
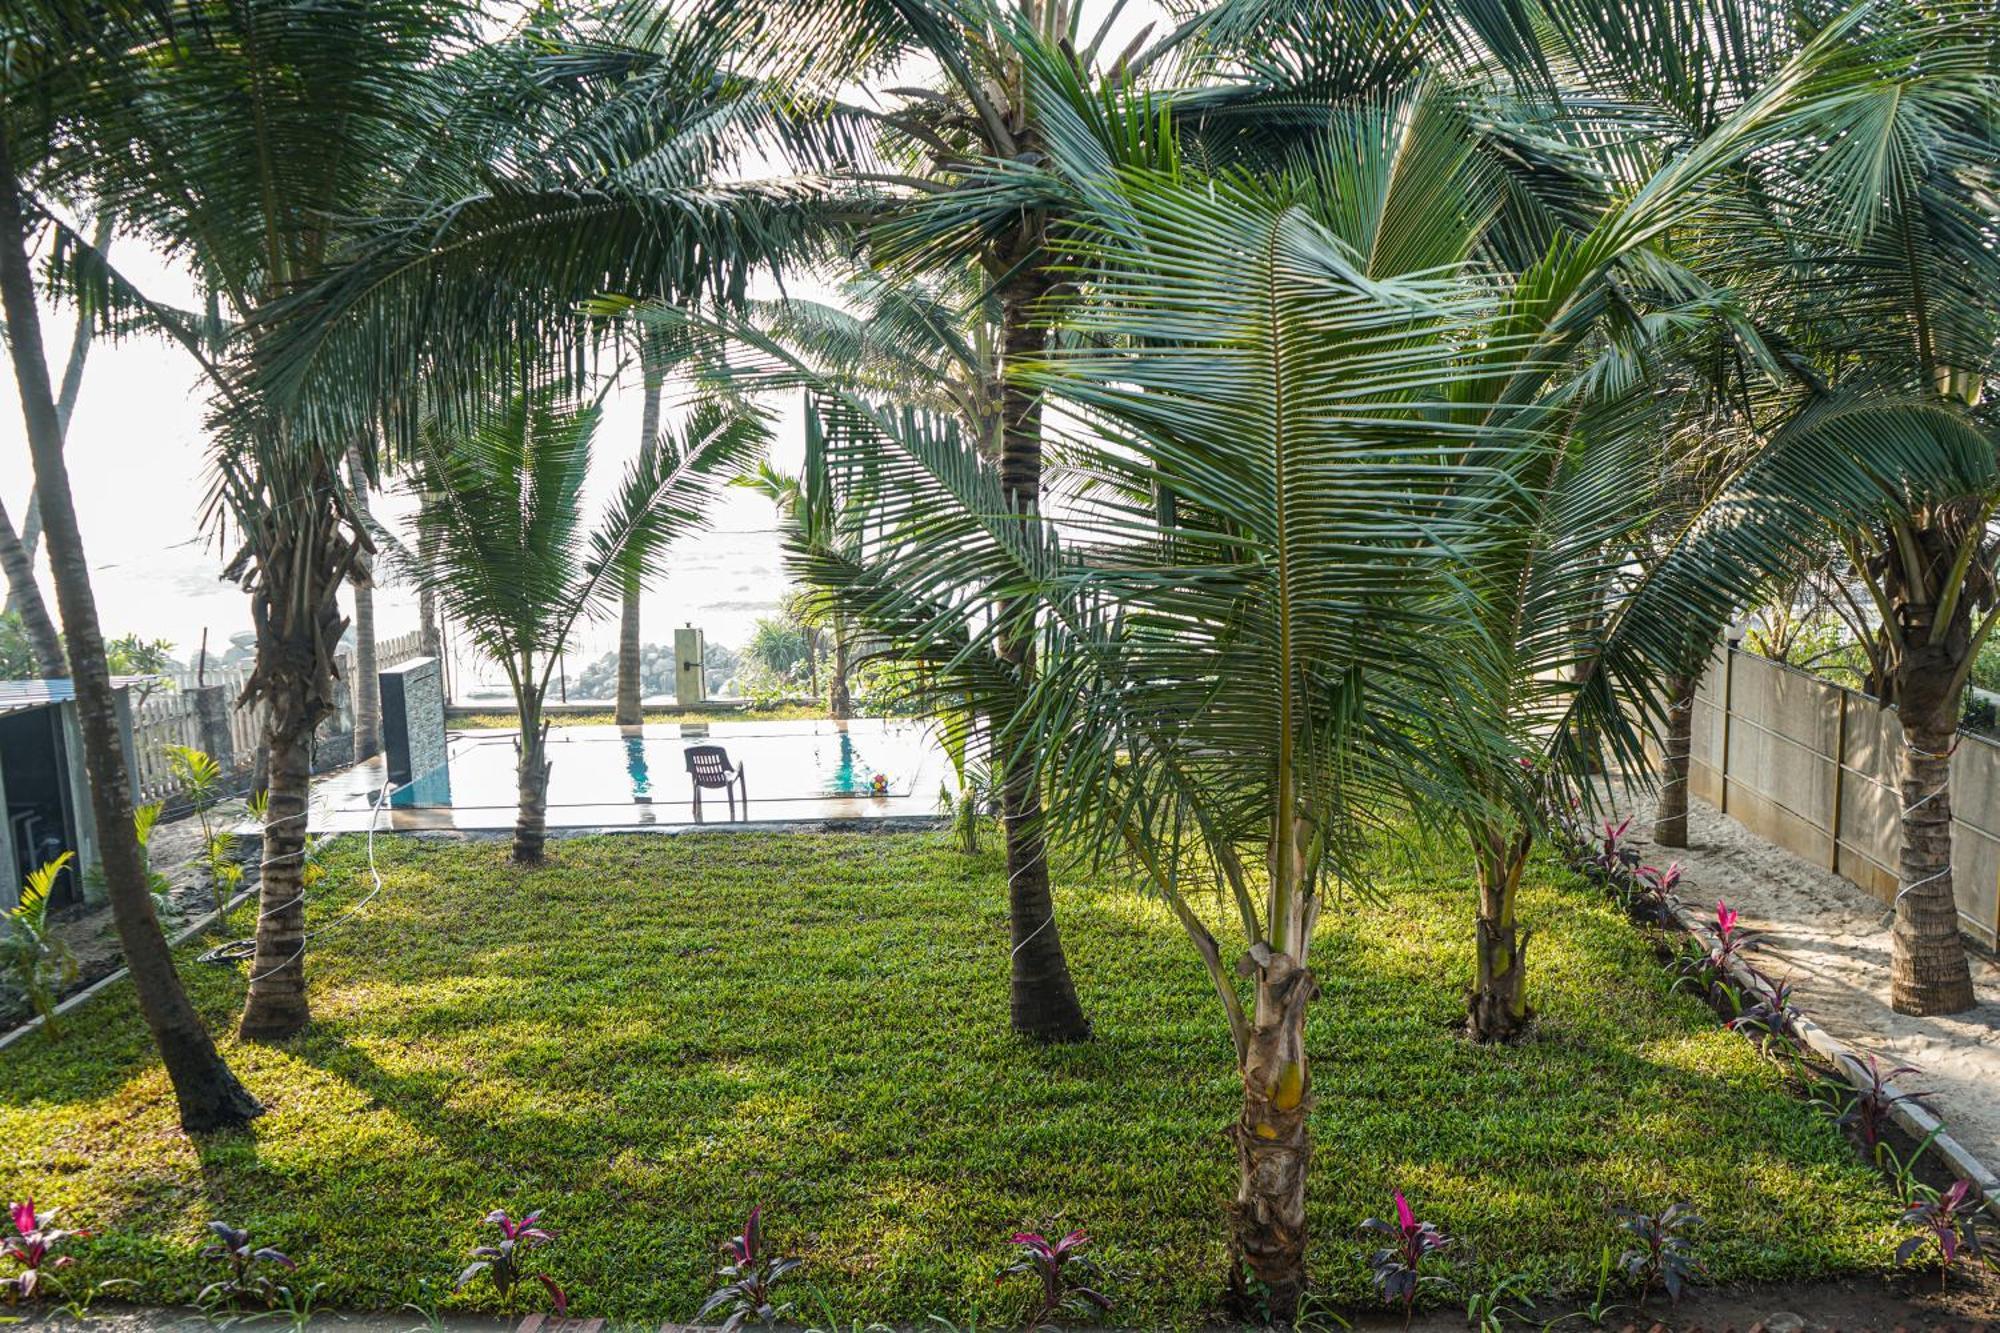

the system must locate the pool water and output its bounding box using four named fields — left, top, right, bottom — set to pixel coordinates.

left=388, top=721, right=942, bottom=814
